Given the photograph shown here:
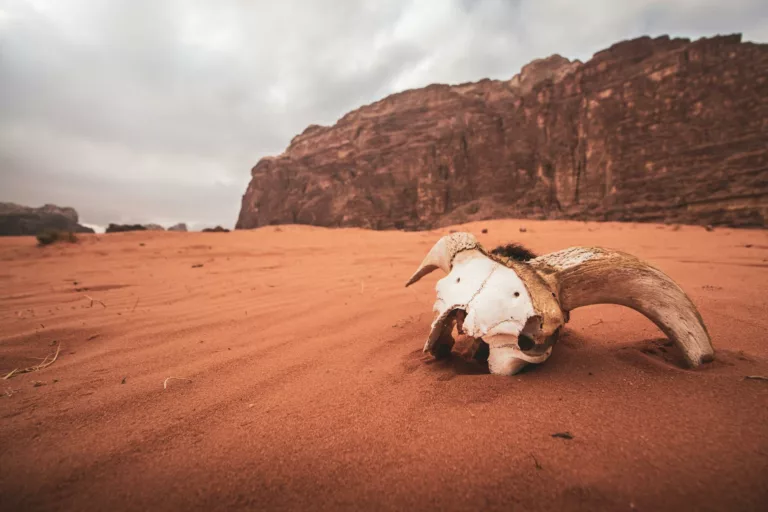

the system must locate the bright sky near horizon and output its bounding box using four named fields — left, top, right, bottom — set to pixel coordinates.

left=1, top=0, right=766, bottom=231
